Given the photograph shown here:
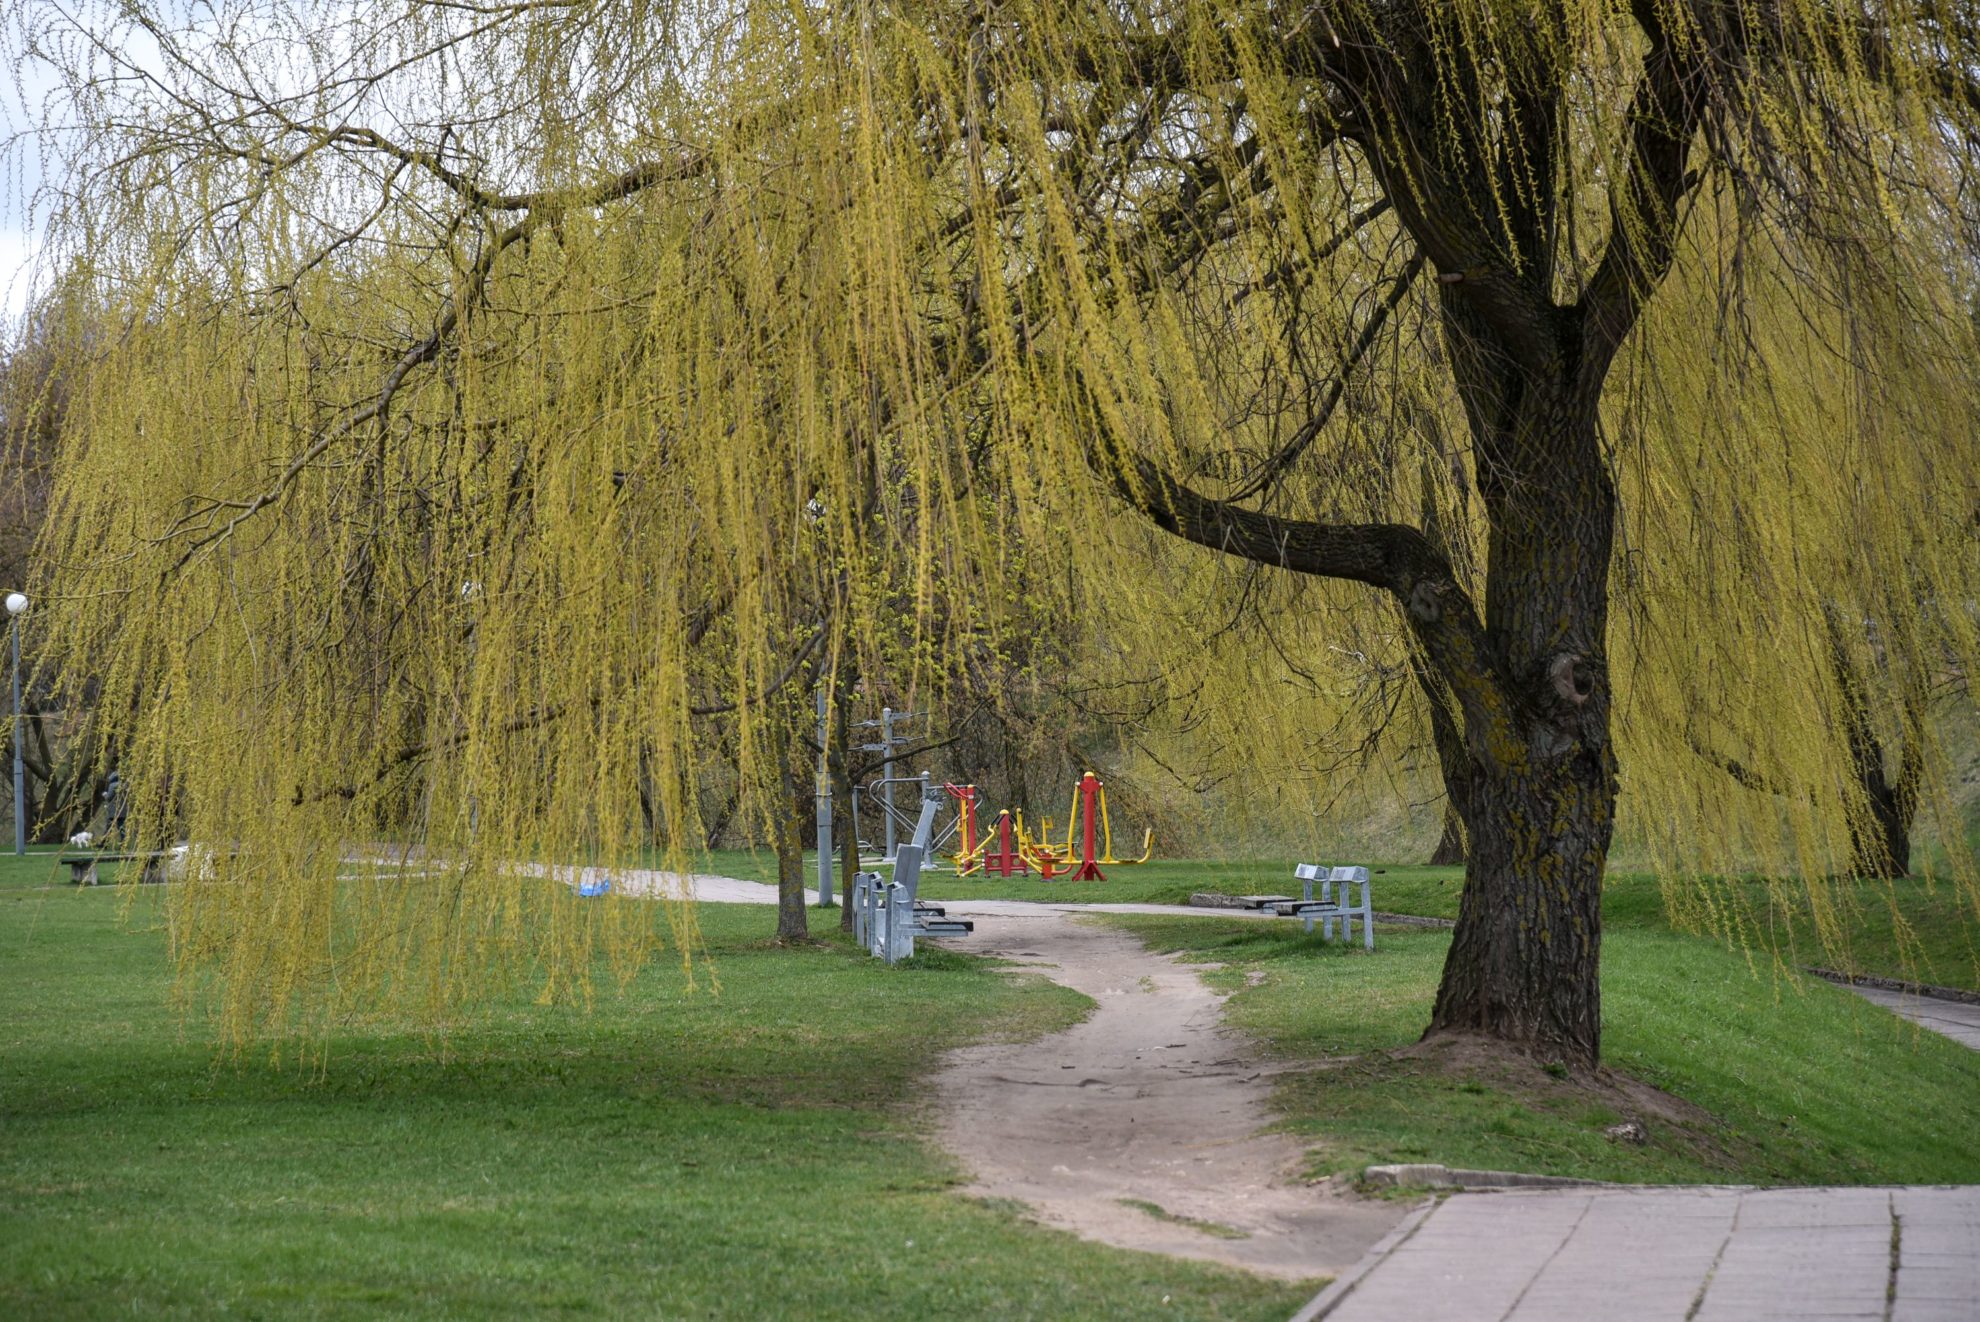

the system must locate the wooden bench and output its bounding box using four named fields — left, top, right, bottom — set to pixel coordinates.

left=57, top=851, right=169, bottom=886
